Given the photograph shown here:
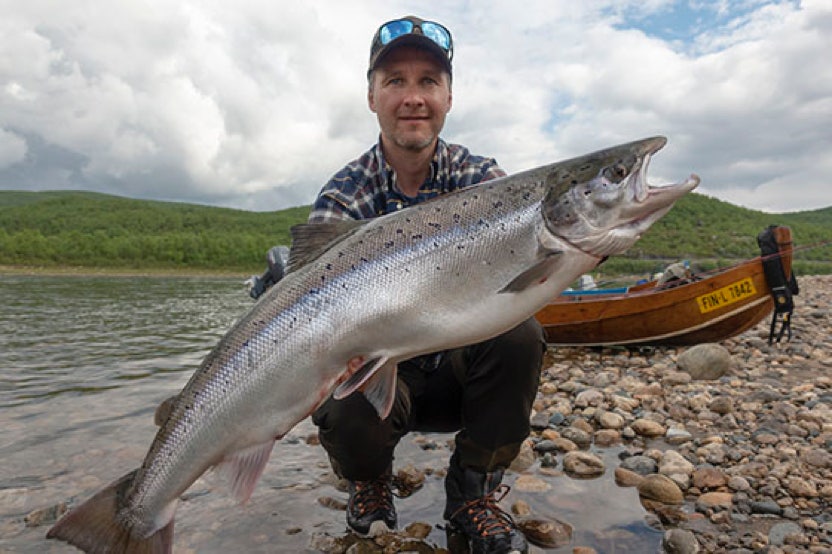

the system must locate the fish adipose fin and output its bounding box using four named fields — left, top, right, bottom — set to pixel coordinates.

left=499, top=250, right=563, bottom=293
left=47, top=469, right=175, bottom=554
left=218, top=439, right=276, bottom=504
left=333, top=356, right=398, bottom=420
left=288, top=220, right=368, bottom=272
